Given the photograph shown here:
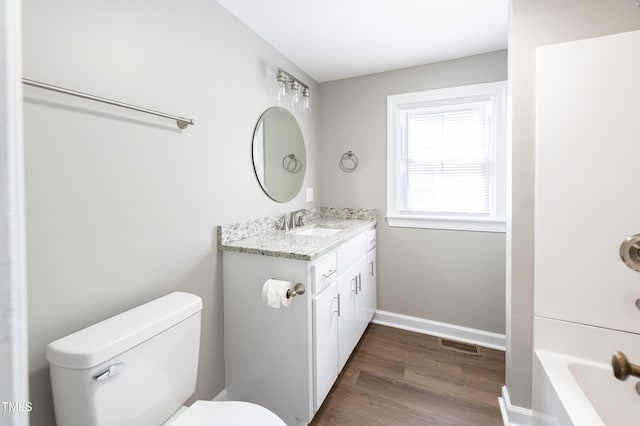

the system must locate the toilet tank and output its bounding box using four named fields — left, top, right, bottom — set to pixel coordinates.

left=47, top=292, right=203, bottom=426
